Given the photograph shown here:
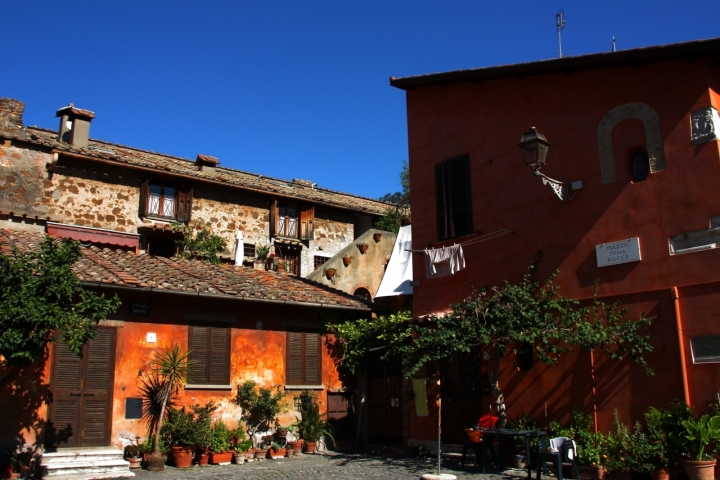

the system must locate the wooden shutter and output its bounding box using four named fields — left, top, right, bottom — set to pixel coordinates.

left=83, top=330, right=112, bottom=443
left=139, top=178, right=150, bottom=216
left=286, top=332, right=304, bottom=385
left=209, top=327, right=230, bottom=385
left=447, top=155, right=472, bottom=238
left=300, top=206, right=314, bottom=240
left=304, top=333, right=321, bottom=385
left=52, top=340, right=82, bottom=447
left=188, top=326, right=209, bottom=385
left=177, top=186, right=193, bottom=223
left=270, top=199, right=278, bottom=236
left=435, top=163, right=448, bottom=240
